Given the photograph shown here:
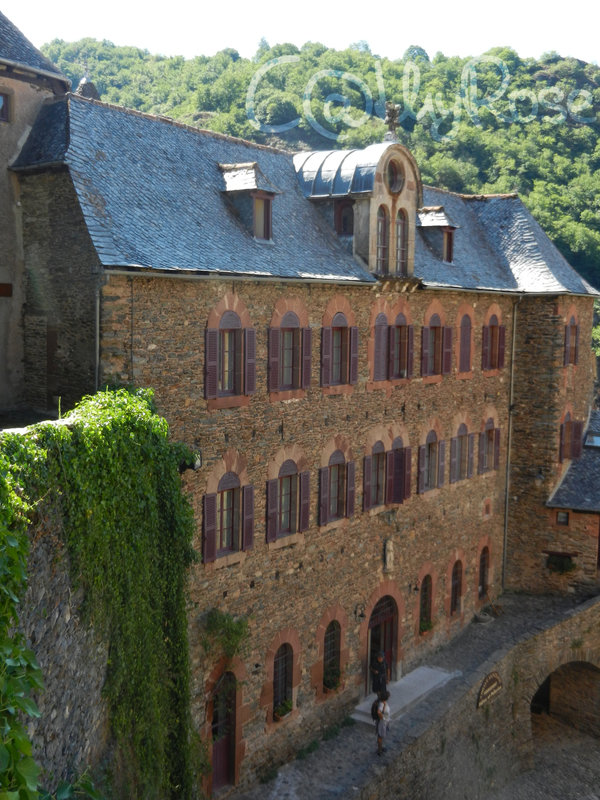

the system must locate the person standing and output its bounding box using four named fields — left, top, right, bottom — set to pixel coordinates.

left=371, top=651, right=387, bottom=695
left=376, top=690, right=391, bottom=755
